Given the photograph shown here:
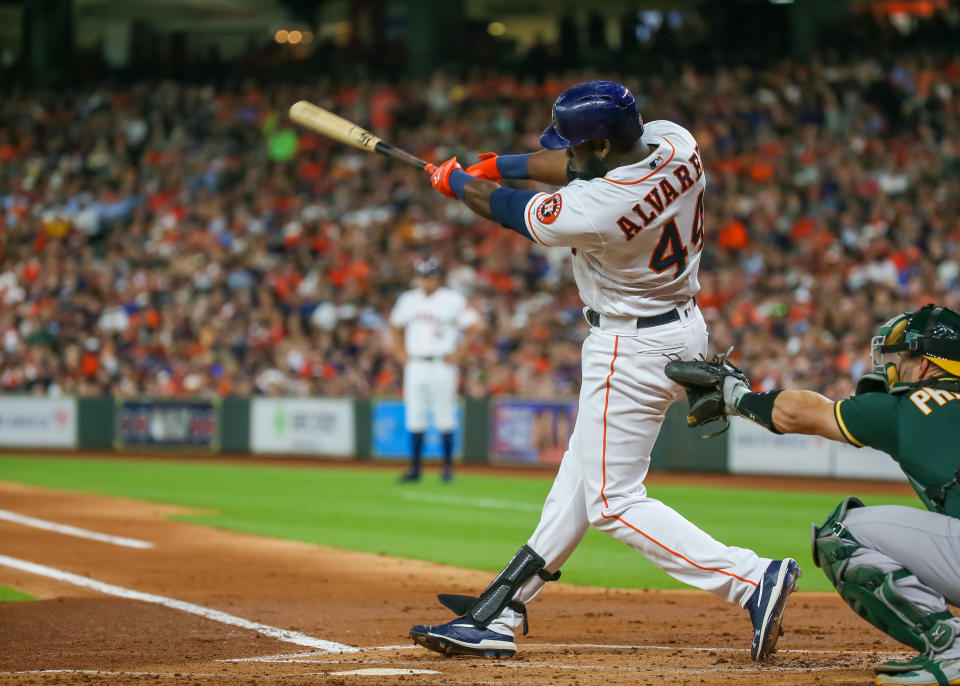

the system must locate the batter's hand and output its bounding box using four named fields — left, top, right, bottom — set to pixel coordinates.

left=464, top=152, right=501, bottom=182
left=664, top=350, right=750, bottom=429
left=427, top=157, right=463, bottom=198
